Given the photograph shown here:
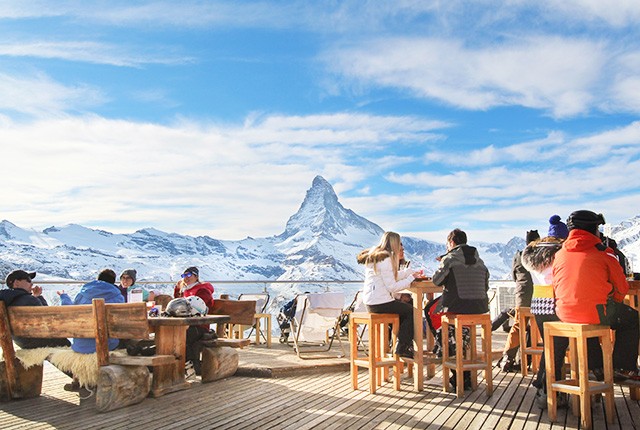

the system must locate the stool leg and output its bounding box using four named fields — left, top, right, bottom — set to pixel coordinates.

left=370, top=321, right=377, bottom=394
left=455, top=319, right=464, bottom=398
left=602, top=333, right=615, bottom=424
left=544, top=328, right=558, bottom=420
left=568, top=338, right=580, bottom=416
left=442, top=318, right=450, bottom=393
left=382, top=323, right=390, bottom=384
left=577, top=335, right=591, bottom=429
left=483, top=321, right=493, bottom=395
left=531, top=319, right=541, bottom=373
left=519, top=311, right=528, bottom=376
left=392, top=319, right=401, bottom=391
left=470, top=324, right=478, bottom=391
